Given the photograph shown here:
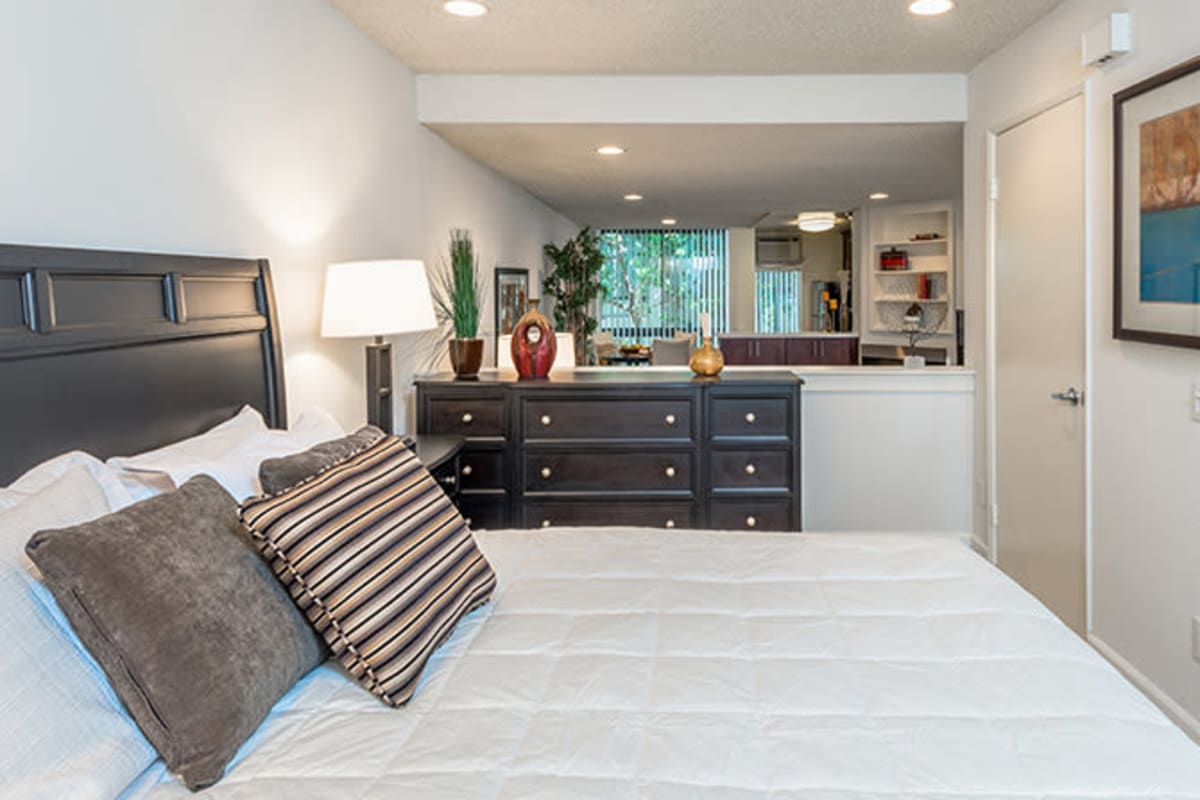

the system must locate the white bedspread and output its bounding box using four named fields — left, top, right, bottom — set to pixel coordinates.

left=124, top=530, right=1200, bottom=798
